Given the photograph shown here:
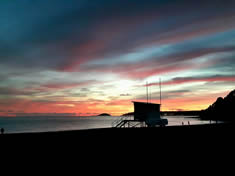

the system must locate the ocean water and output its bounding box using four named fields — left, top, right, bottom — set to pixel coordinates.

left=0, top=116, right=212, bottom=134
